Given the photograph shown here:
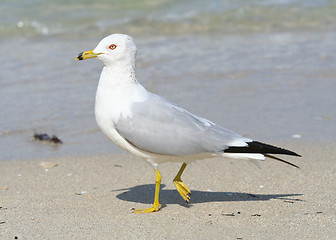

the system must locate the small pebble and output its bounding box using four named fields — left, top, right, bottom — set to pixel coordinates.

left=222, top=213, right=235, bottom=216
left=17, top=21, right=24, bottom=28
left=75, top=191, right=88, bottom=195
left=40, top=162, right=59, bottom=169
left=292, top=134, right=301, bottom=138
left=251, top=213, right=261, bottom=217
